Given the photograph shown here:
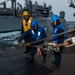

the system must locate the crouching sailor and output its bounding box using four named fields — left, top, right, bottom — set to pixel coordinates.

left=18, top=19, right=47, bottom=63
